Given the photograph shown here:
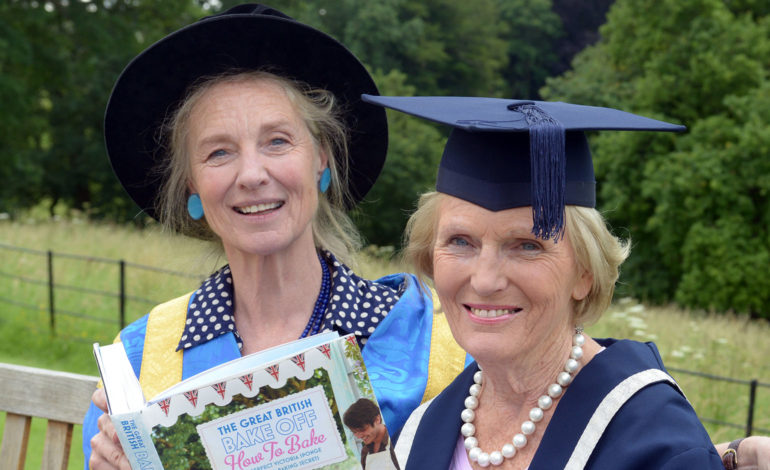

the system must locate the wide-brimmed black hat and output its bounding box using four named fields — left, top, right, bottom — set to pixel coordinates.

left=105, top=4, right=387, bottom=220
